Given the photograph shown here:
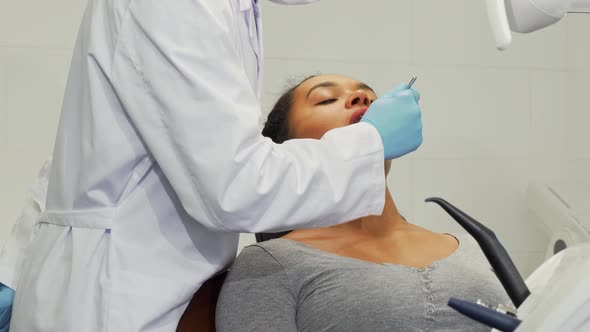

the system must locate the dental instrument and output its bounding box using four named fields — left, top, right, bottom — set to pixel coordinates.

left=448, top=297, right=522, bottom=332
left=407, top=76, right=417, bottom=89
